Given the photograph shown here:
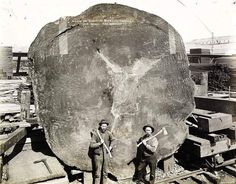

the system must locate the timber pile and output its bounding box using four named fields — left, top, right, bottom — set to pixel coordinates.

left=0, top=113, right=20, bottom=135
left=0, top=79, right=26, bottom=103
left=0, top=106, right=36, bottom=135
left=28, top=4, right=195, bottom=180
